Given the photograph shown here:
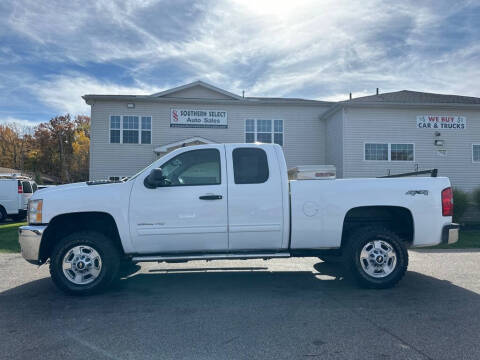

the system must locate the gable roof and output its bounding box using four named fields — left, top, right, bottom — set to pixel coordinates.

left=150, top=80, right=243, bottom=100
left=344, top=90, right=480, bottom=105
left=83, top=80, right=333, bottom=106
left=84, top=82, right=480, bottom=111
left=320, top=90, right=480, bottom=120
